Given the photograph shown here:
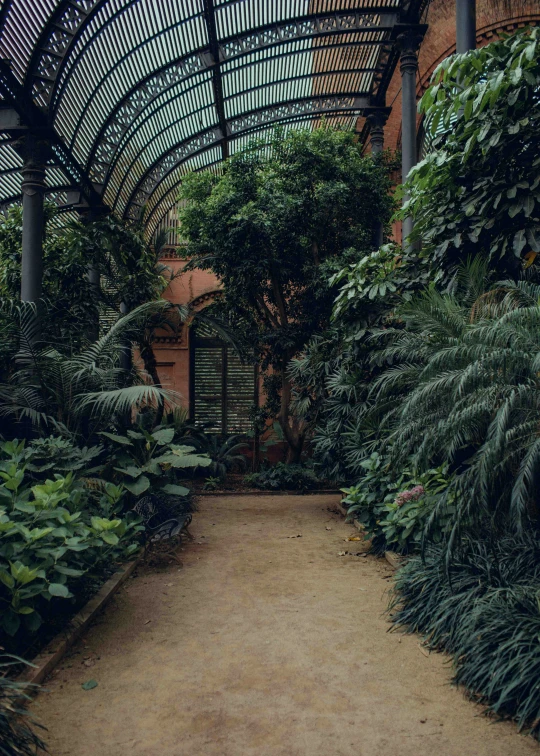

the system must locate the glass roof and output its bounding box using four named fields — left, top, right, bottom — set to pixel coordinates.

left=0, top=0, right=429, bottom=236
